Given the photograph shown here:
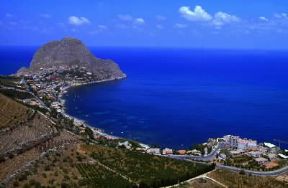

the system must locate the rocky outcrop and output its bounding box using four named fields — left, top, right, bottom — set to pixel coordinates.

left=17, top=37, right=126, bottom=79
